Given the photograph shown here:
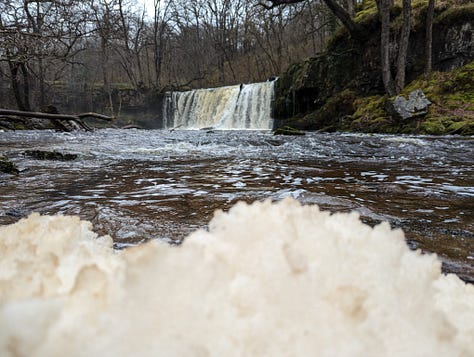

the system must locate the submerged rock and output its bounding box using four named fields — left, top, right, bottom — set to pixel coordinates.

left=24, top=150, right=78, bottom=161
left=391, top=89, right=432, bottom=120
left=0, top=156, right=18, bottom=174
left=273, top=126, right=306, bottom=136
